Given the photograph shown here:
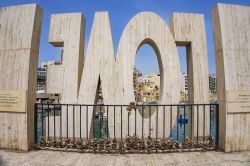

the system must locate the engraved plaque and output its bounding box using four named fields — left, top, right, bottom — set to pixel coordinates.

left=226, top=90, right=250, bottom=113
left=0, top=90, right=27, bottom=113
